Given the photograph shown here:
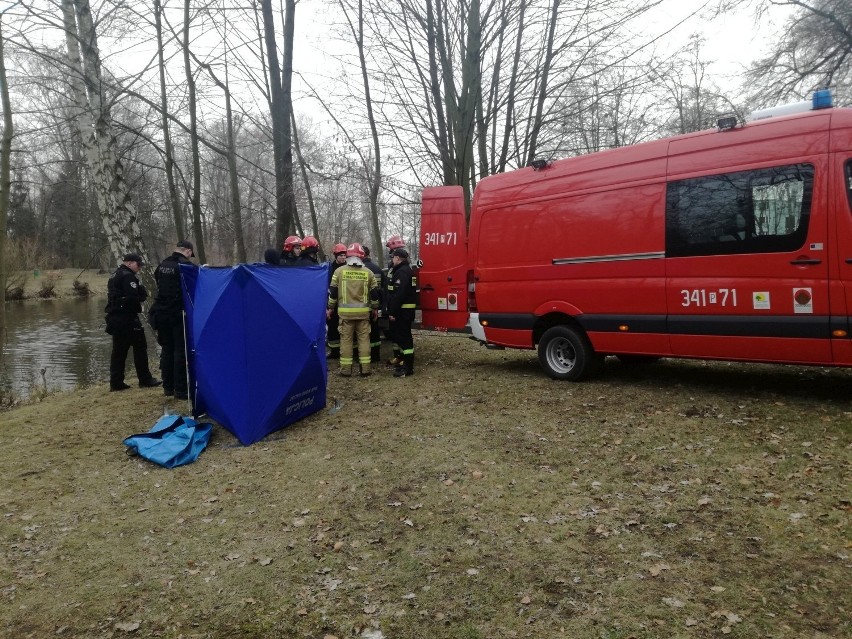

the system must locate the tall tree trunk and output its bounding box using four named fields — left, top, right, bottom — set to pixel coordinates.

left=291, top=113, right=318, bottom=247
left=64, top=0, right=154, bottom=289
left=182, top=0, right=205, bottom=263
left=342, top=0, right=383, bottom=253
left=260, top=0, right=287, bottom=244
left=223, top=55, right=246, bottom=263
left=0, top=16, right=11, bottom=351
left=279, top=0, right=297, bottom=240
left=497, top=0, right=526, bottom=173
left=62, top=0, right=122, bottom=261
left=525, top=0, right=560, bottom=167
left=456, top=0, right=481, bottom=216
left=154, top=0, right=184, bottom=239
left=436, top=0, right=459, bottom=183
left=425, top=0, right=453, bottom=185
